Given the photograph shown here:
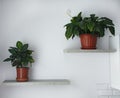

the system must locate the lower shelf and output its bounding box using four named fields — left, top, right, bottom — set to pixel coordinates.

left=64, top=49, right=116, bottom=53
left=2, top=79, right=70, bottom=86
